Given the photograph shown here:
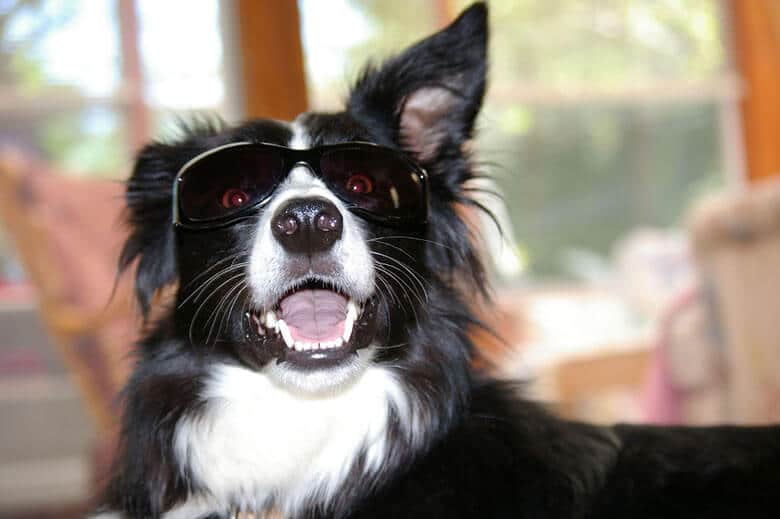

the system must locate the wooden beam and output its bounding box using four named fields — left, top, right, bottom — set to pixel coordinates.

left=117, top=0, right=149, bottom=152
left=235, top=1, right=308, bottom=120
left=729, top=0, right=780, bottom=181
